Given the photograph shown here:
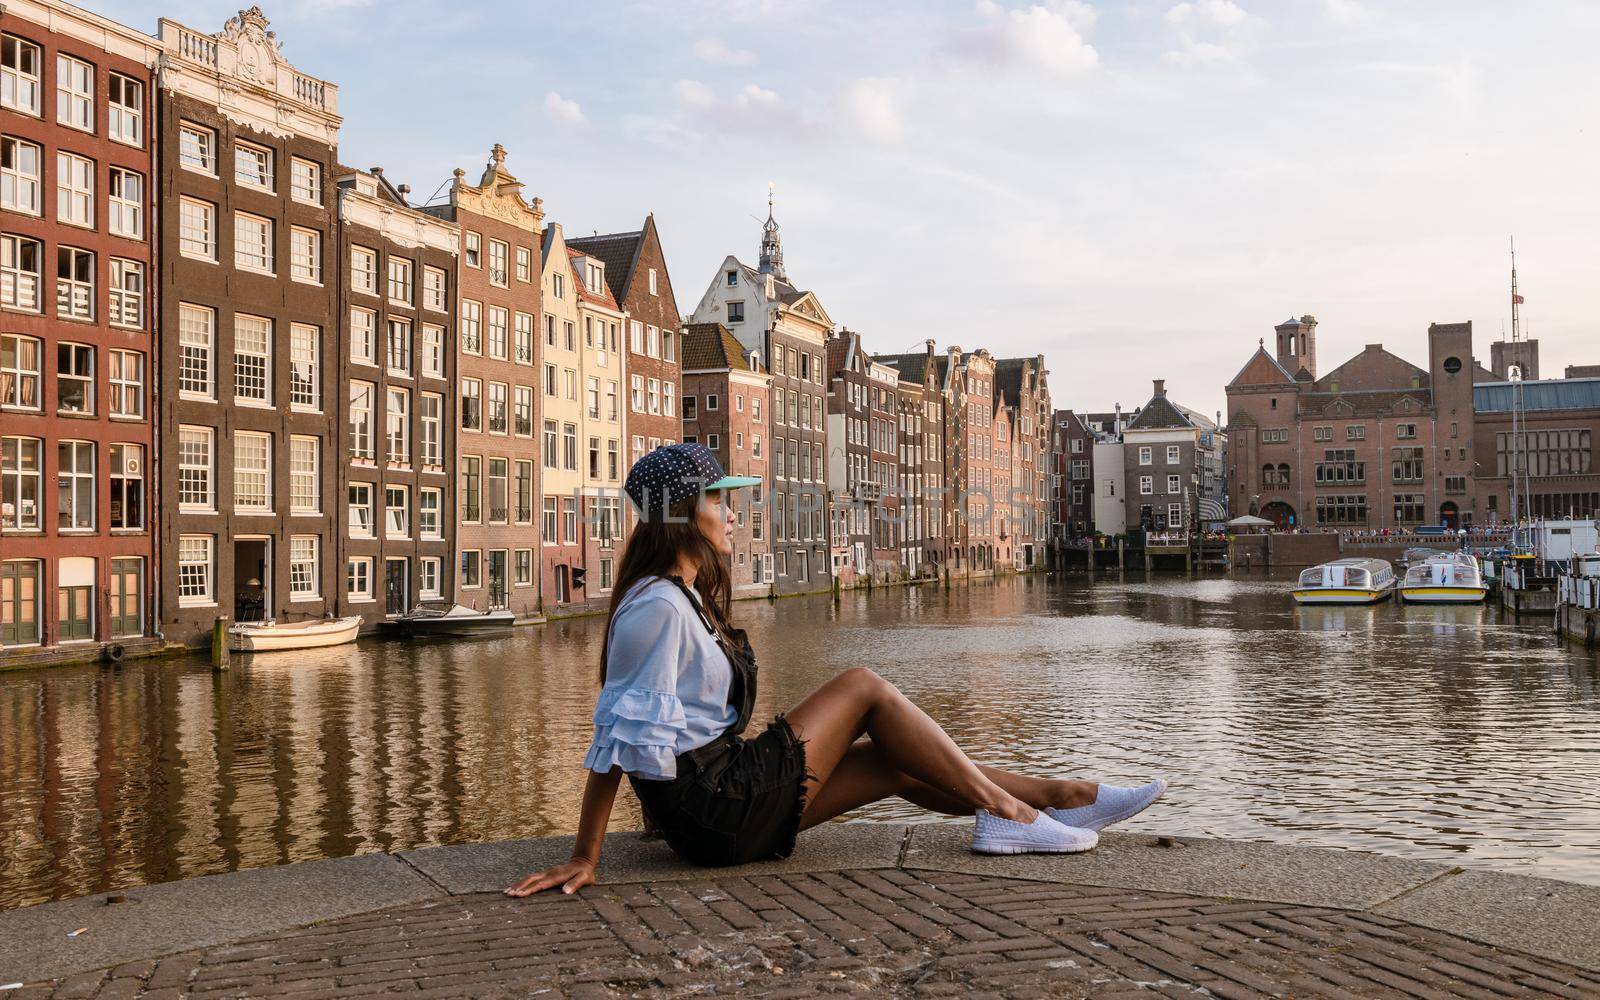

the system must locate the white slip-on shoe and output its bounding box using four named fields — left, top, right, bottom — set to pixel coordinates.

left=1046, top=779, right=1168, bottom=833
left=971, top=809, right=1099, bottom=855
